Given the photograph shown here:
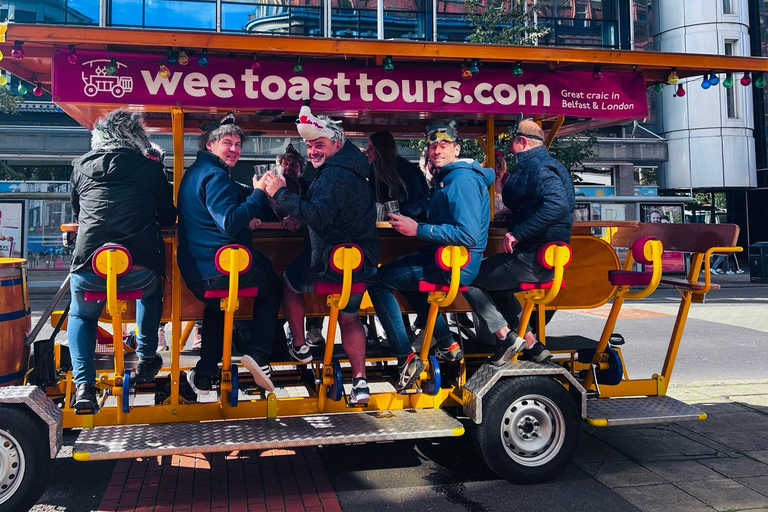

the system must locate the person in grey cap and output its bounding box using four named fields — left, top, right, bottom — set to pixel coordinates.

left=367, top=119, right=495, bottom=392
left=463, top=116, right=575, bottom=366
